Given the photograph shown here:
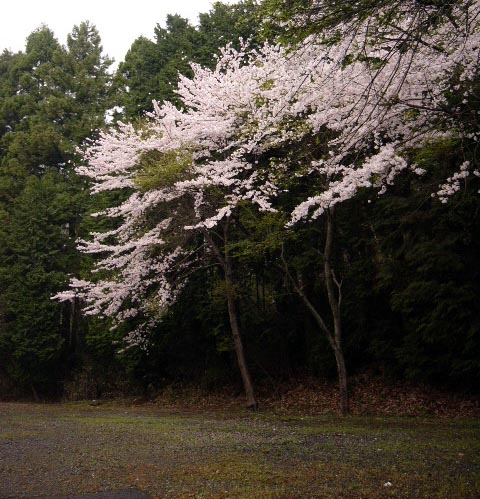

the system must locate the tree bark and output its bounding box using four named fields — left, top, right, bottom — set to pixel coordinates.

left=280, top=207, right=349, bottom=415
left=333, top=344, right=349, bottom=416
left=203, top=222, right=258, bottom=410
left=324, top=207, right=349, bottom=415
left=224, top=256, right=258, bottom=409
